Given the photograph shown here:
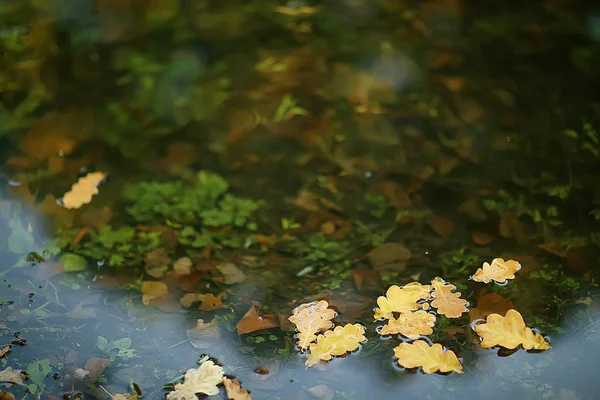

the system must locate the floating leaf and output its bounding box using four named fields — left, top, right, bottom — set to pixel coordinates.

left=306, top=323, right=366, bottom=367
left=473, top=309, right=550, bottom=350
left=394, top=340, right=463, bottom=374
left=166, top=361, right=224, bottom=399
left=374, top=282, right=431, bottom=320
left=288, top=300, right=336, bottom=350
left=187, top=319, right=220, bottom=349
left=0, top=367, right=24, bottom=388
left=141, top=281, right=168, bottom=305
left=378, top=310, right=436, bottom=339
left=61, top=172, right=107, bottom=209
left=430, top=277, right=468, bottom=318
left=472, top=258, right=521, bottom=284
left=0, top=346, right=11, bottom=358
left=236, top=306, right=279, bottom=335
left=222, top=377, right=252, bottom=400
